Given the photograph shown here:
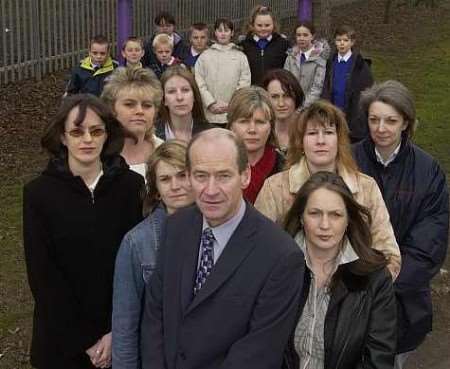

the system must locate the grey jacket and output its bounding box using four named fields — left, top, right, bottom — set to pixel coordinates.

left=284, top=46, right=326, bottom=108
left=112, top=205, right=167, bottom=369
